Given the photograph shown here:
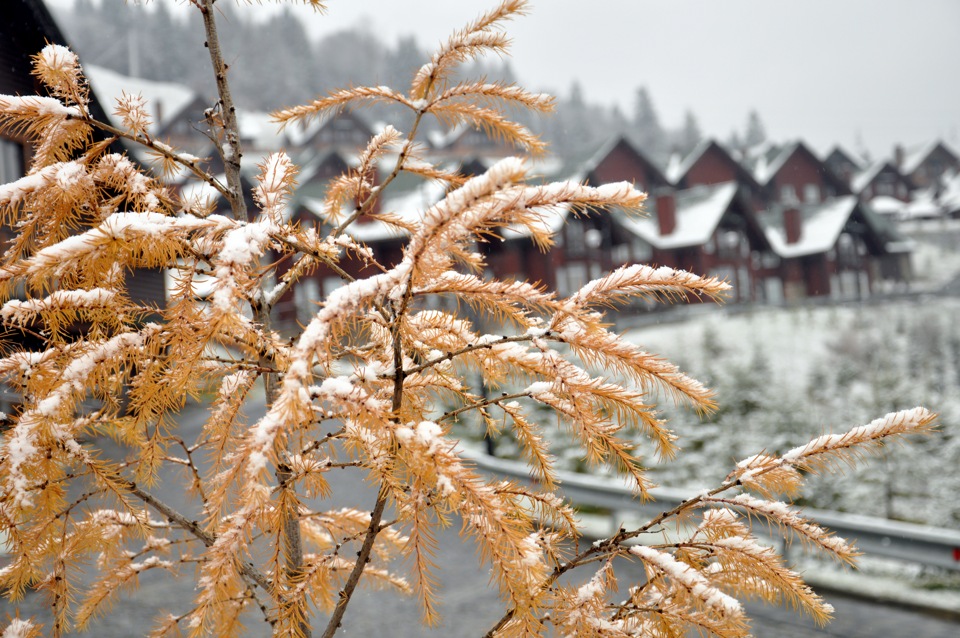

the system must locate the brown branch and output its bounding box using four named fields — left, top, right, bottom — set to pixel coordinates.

left=80, top=116, right=226, bottom=198
left=124, top=480, right=272, bottom=593
left=198, top=0, right=247, bottom=221
left=319, top=492, right=389, bottom=638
